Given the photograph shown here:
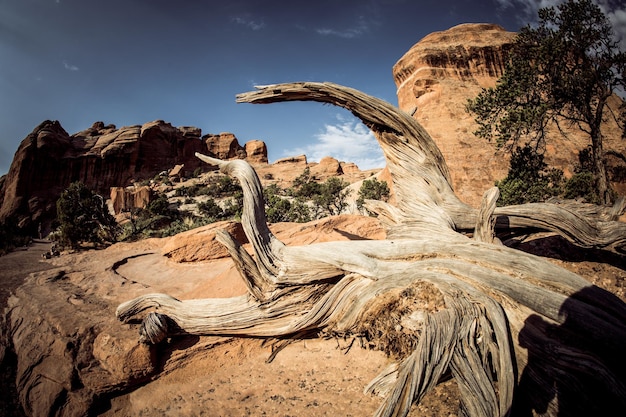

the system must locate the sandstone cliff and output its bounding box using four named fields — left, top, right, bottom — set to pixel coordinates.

left=0, top=121, right=268, bottom=233
left=393, top=23, right=626, bottom=206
